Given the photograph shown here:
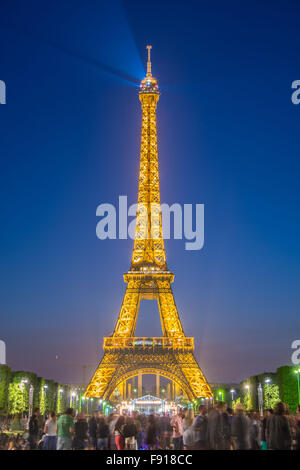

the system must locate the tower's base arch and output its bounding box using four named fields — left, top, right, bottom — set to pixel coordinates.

left=85, top=345, right=212, bottom=402
left=106, top=367, right=192, bottom=402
